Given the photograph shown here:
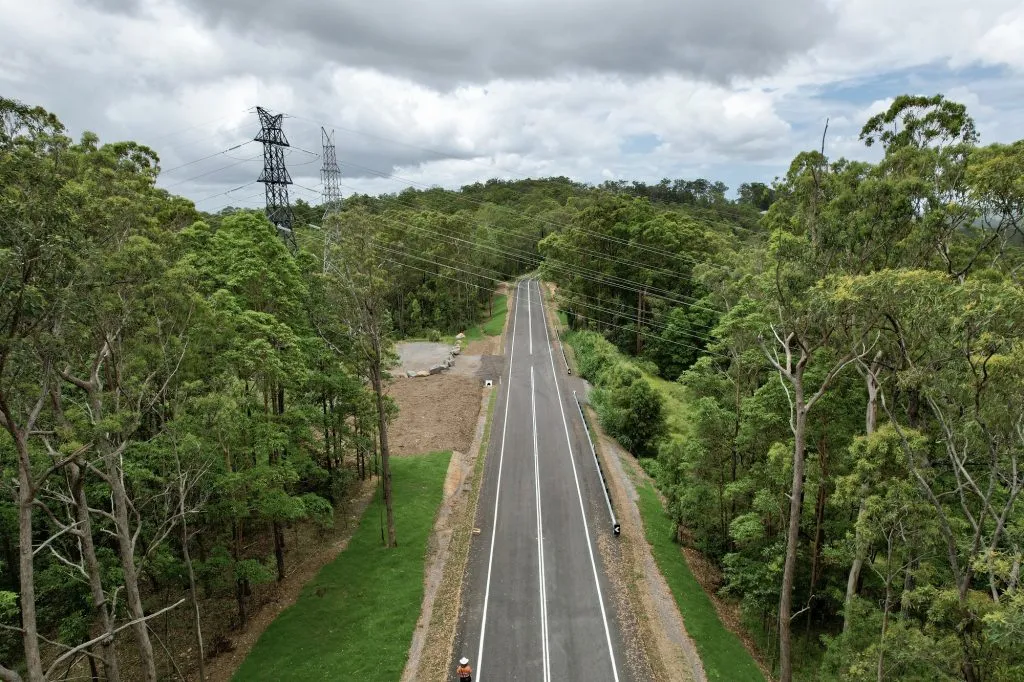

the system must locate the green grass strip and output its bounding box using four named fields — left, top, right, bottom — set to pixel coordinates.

left=636, top=481, right=764, bottom=682
left=234, top=451, right=453, bottom=681
left=463, top=294, right=508, bottom=341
